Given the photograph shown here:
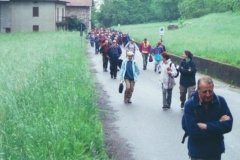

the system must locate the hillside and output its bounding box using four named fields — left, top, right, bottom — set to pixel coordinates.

left=114, top=12, right=240, bottom=67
